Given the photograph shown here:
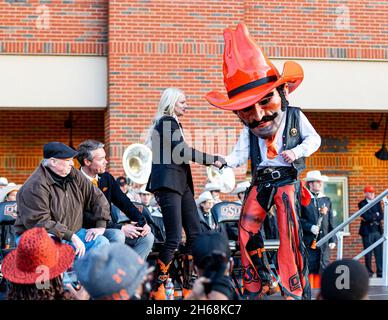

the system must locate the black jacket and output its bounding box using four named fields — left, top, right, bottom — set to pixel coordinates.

left=197, top=207, right=229, bottom=239
left=358, top=199, right=383, bottom=236
left=301, top=193, right=336, bottom=246
left=137, top=203, right=166, bottom=243
left=146, top=115, right=220, bottom=195
left=83, top=171, right=146, bottom=229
